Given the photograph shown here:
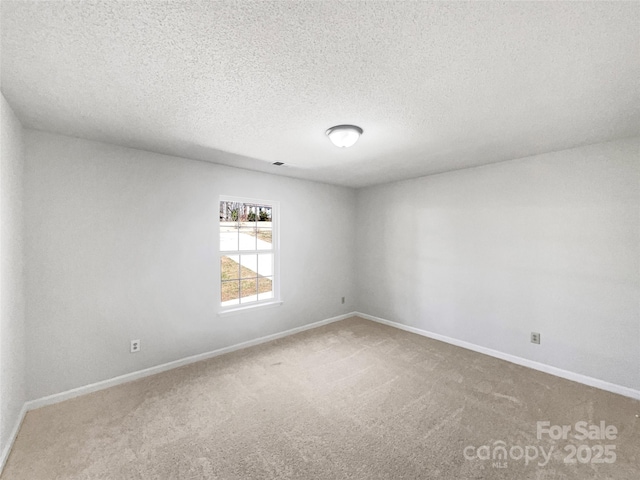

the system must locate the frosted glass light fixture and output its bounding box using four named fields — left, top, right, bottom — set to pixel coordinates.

left=326, top=125, right=363, bottom=148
